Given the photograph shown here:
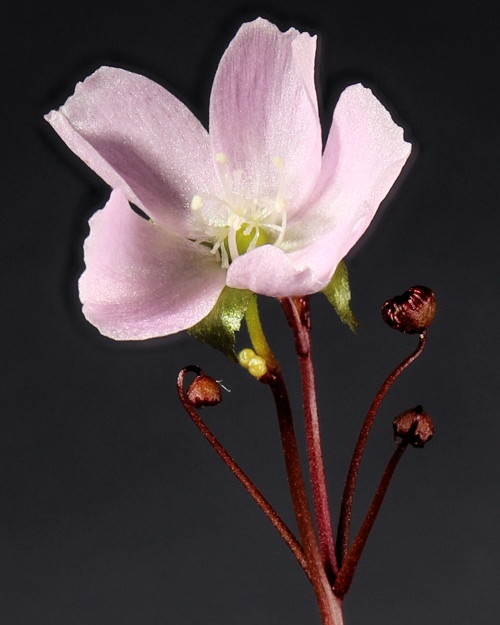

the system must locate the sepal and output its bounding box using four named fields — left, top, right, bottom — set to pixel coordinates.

left=188, top=287, right=253, bottom=359
left=322, top=261, right=359, bottom=332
